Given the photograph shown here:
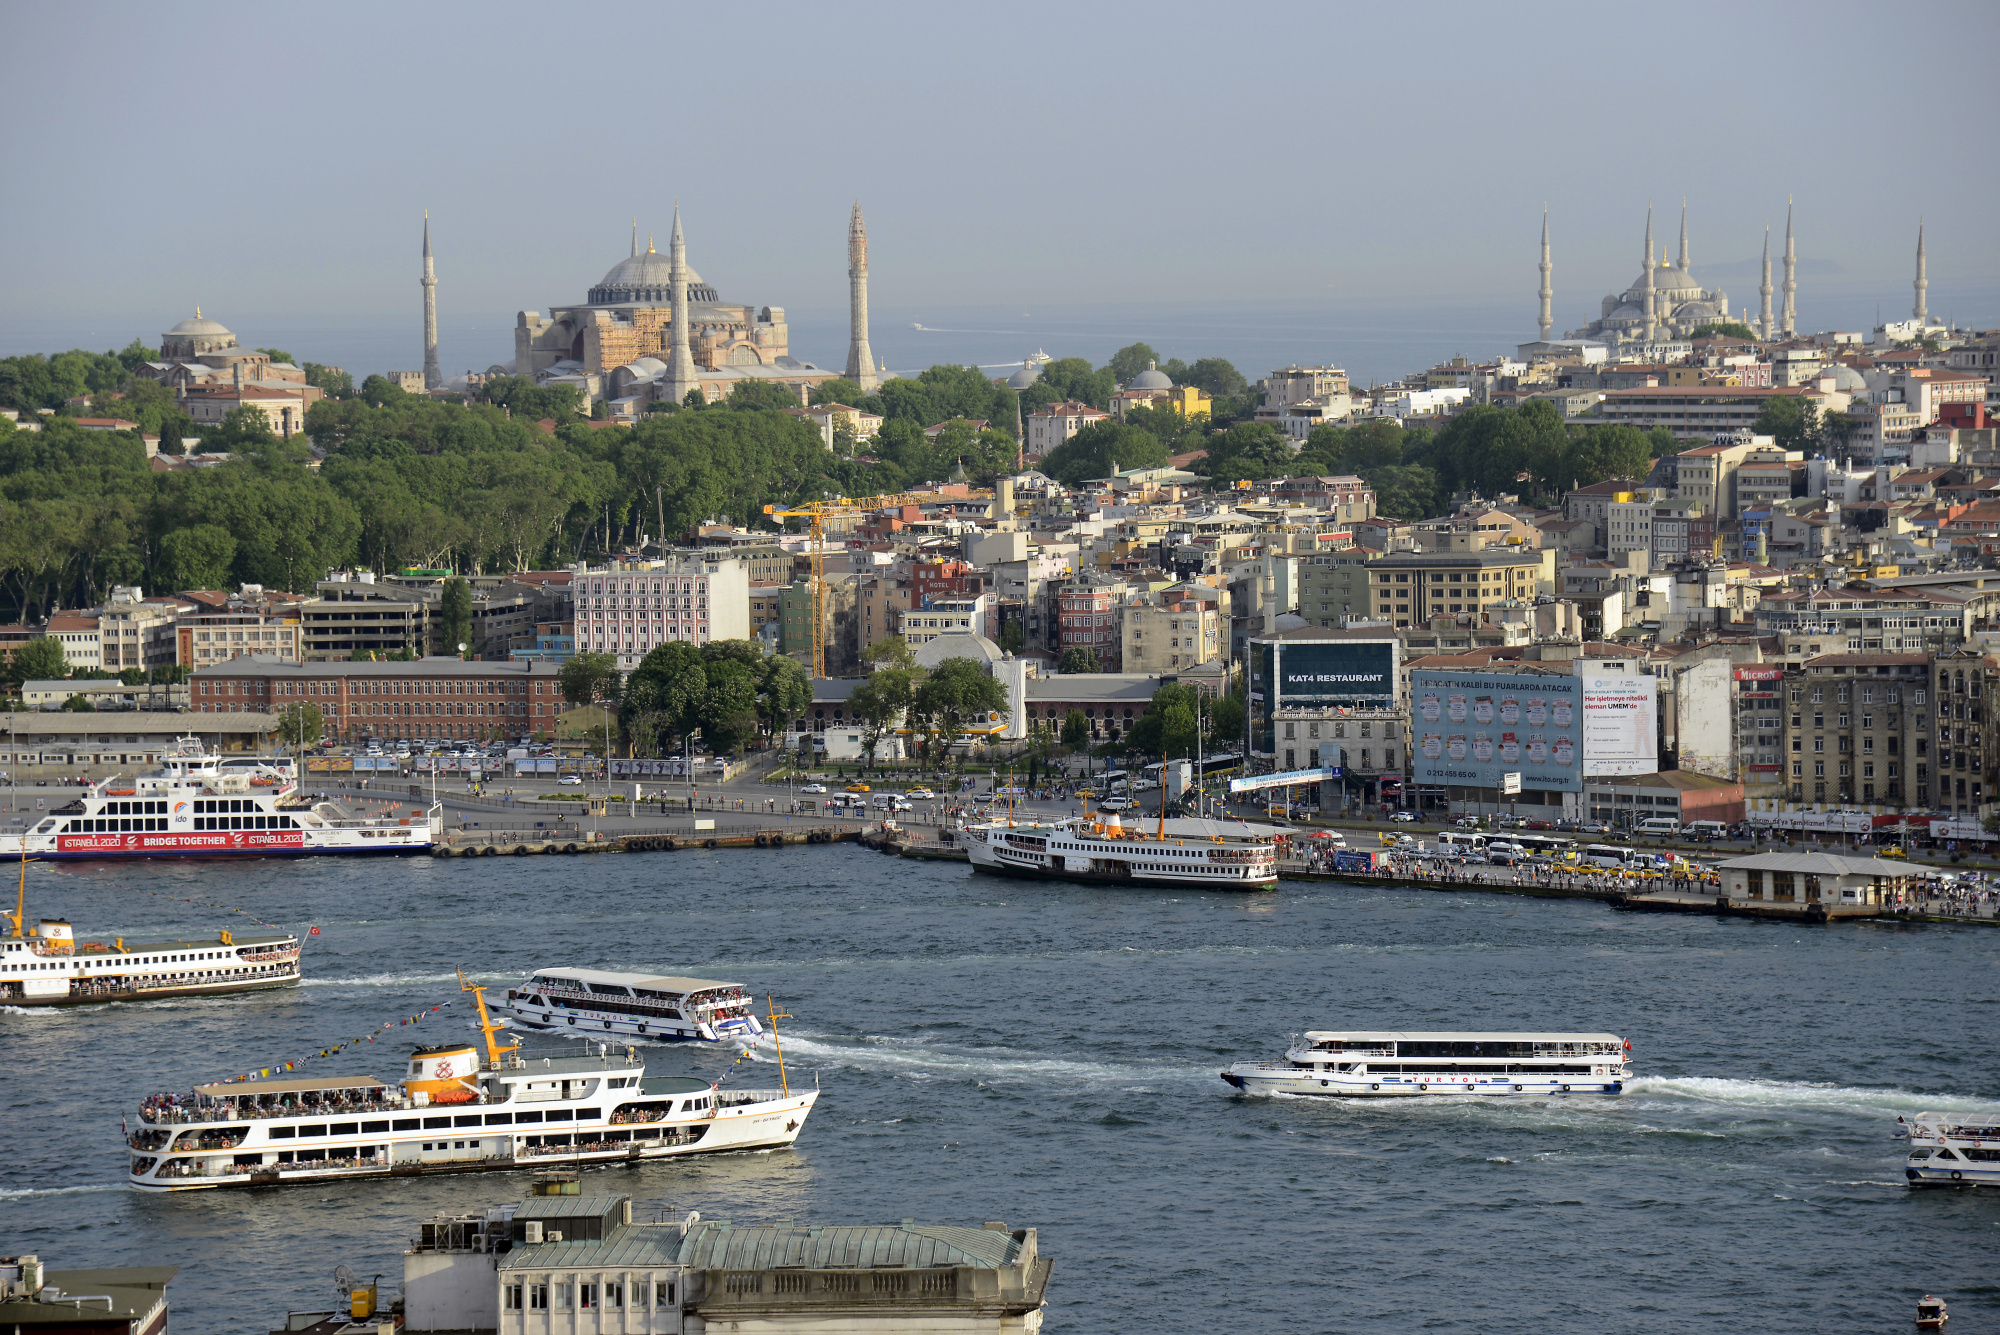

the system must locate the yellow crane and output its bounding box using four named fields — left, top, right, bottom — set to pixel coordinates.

left=763, top=494, right=924, bottom=678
